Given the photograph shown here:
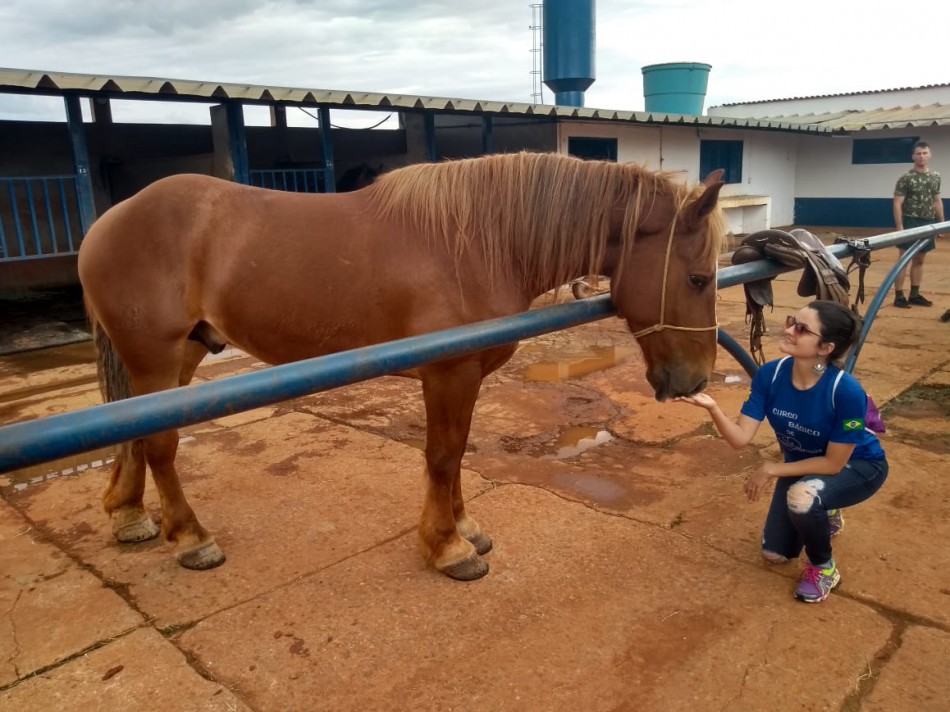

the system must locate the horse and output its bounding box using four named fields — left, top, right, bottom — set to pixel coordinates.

left=335, top=162, right=382, bottom=192
left=77, top=152, right=725, bottom=581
